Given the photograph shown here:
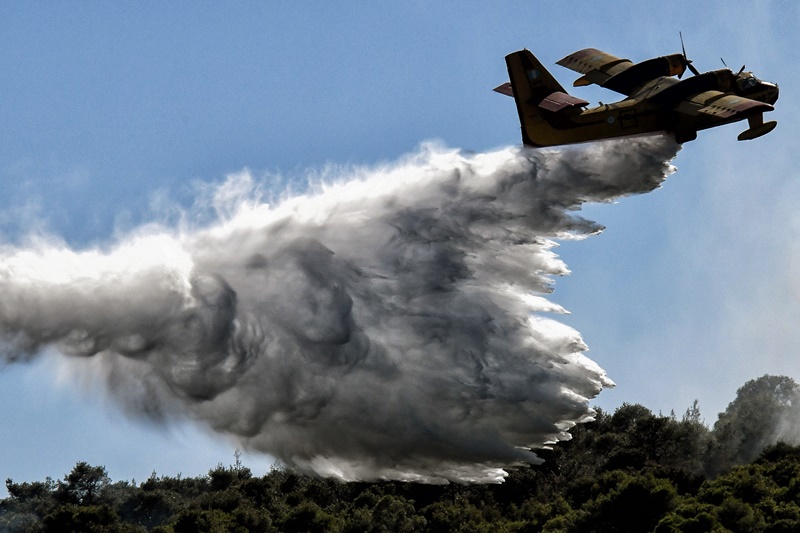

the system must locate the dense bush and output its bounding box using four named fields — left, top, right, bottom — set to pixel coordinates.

left=3, top=375, right=800, bottom=532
